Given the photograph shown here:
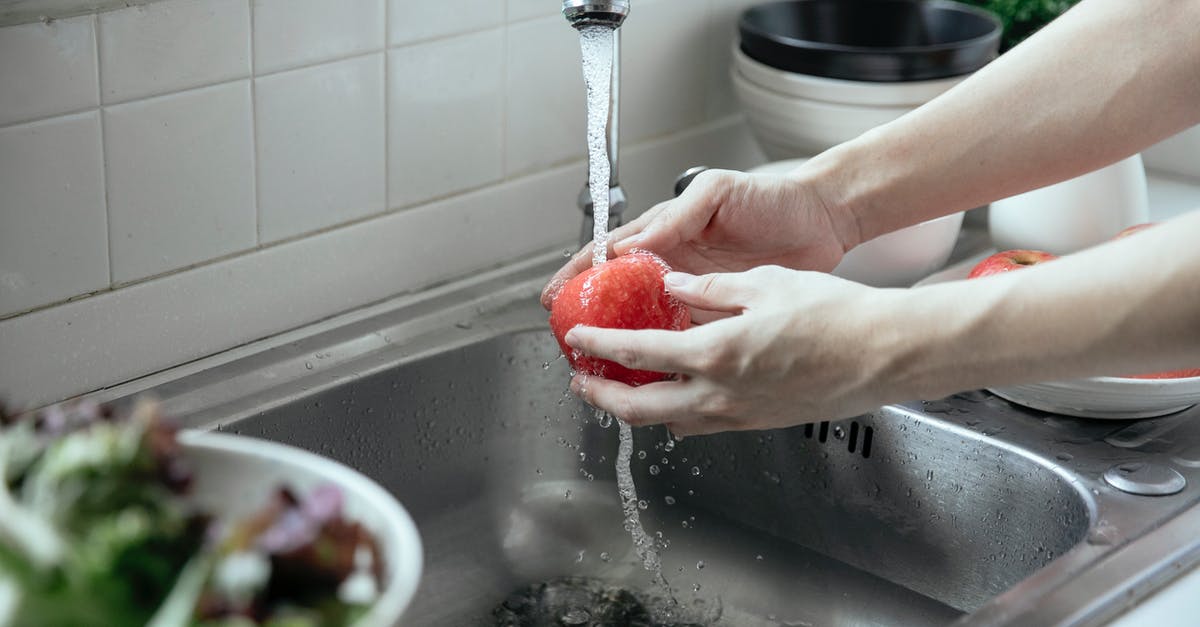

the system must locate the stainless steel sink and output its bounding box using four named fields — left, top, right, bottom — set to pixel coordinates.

left=95, top=252, right=1200, bottom=626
